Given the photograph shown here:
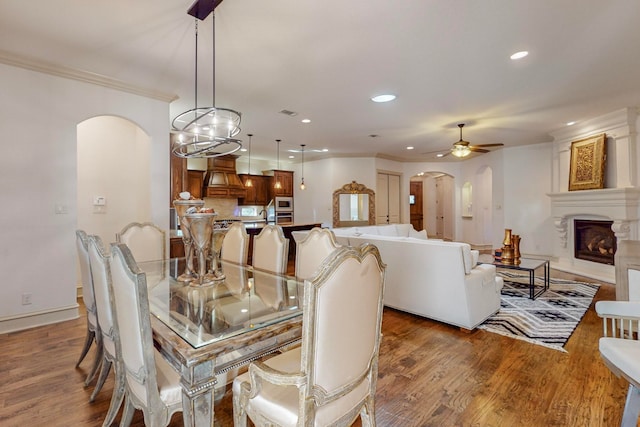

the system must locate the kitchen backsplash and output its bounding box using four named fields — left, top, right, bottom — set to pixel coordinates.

left=203, top=198, right=239, bottom=218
